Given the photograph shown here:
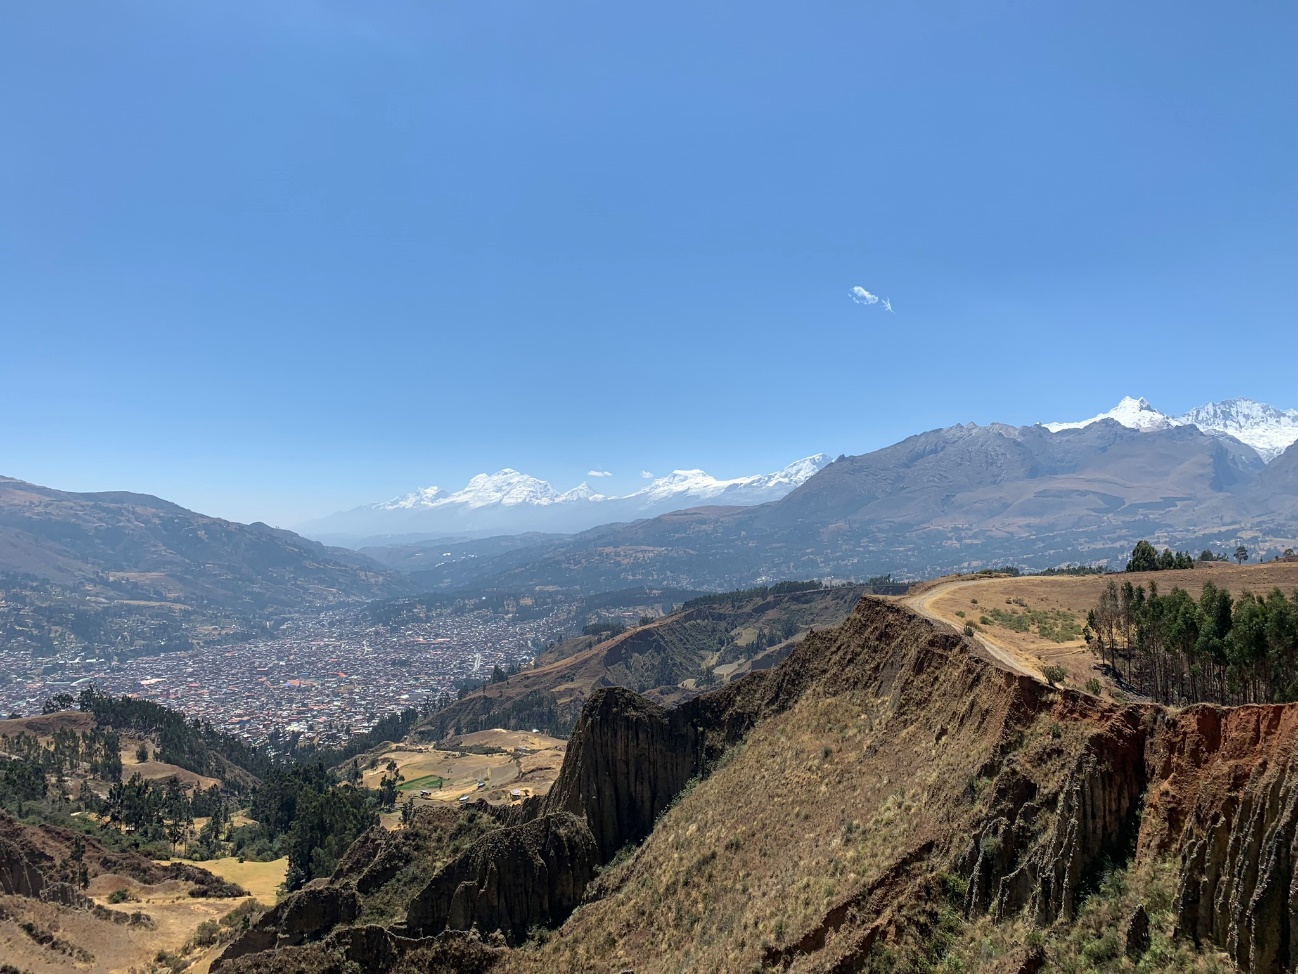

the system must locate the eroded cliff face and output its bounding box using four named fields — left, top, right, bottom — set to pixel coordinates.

left=229, top=596, right=1295, bottom=973
left=404, top=811, right=597, bottom=945
left=541, top=689, right=714, bottom=862
left=965, top=700, right=1150, bottom=925
left=0, top=833, right=46, bottom=898
left=212, top=884, right=361, bottom=970
left=1145, top=705, right=1298, bottom=973
left=488, top=598, right=1297, bottom=972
